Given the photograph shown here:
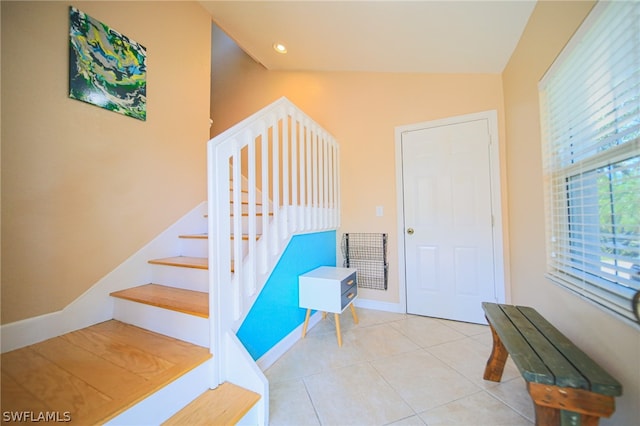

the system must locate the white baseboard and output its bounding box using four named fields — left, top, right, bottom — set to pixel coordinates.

left=1, top=202, right=208, bottom=353
left=354, top=298, right=405, bottom=313
left=255, top=300, right=401, bottom=371
left=256, top=311, right=322, bottom=371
